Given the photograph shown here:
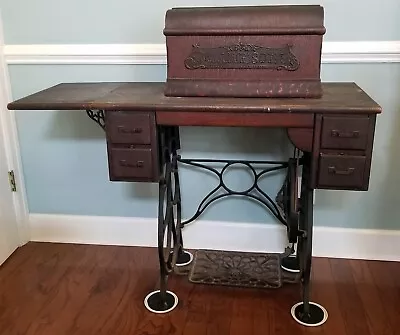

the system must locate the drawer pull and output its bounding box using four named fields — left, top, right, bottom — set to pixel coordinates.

left=331, top=130, right=359, bottom=138
left=119, top=160, right=144, bottom=168
left=117, top=126, right=143, bottom=134
left=328, top=166, right=355, bottom=176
